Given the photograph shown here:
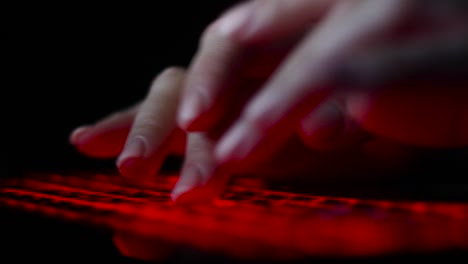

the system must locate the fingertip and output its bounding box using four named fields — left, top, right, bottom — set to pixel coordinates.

left=173, top=164, right=232, bottom=204
left=117, top=136, right=147, bottom=163
left=117, top=157, right=141, bottom=177
left=177, top=98, right=196, bottom=131
left=117, top=156, right=159, bottom=181
left=170, top=184, right=193, bottom=202
left=69, top=125, right=92, bottom=145
left=177, top=113, right=202, bottom=132
left=70, top=128, right=129, bottom=159
left=116, top=137, right=148, bottom=178
left=171, top=166, right=203, bottom=202
left=177, top=90, right=212, bottom=132
left=214, top=121, right=258, bottom=165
